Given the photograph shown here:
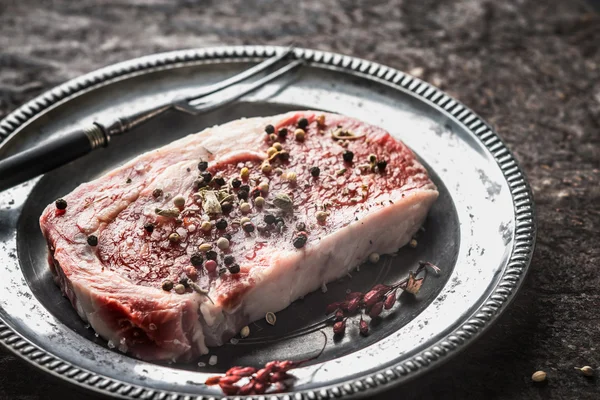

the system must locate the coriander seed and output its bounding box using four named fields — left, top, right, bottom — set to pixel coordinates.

left=173, top=195, right=185, bottom=208
left=368, top=252, right=380, bottom=263
left=267, top=147, right=278, bottom=157
left=240, top=202, right=251, bottom=213
left=294, top=129, right=305, bottom=141
left=168, top=232, right=180, bottom=243
left=216, top=237, right=230, bottom=250
left=273, top=142, right=283, bottom=151
left=240, top=167, right=250, bottom=179
left=255, top=196, right=265, bottom=207
left=174, top=284, right=186, bottom=294
left=261, top=162, right=272, bottom=174
left=201, top=221, right=212, bottom=232
left=315, top=211, right=328, bottom=223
